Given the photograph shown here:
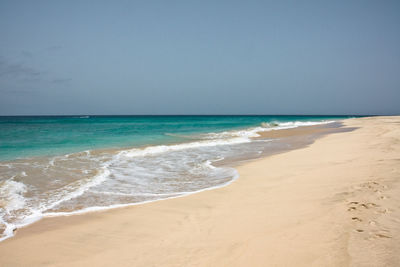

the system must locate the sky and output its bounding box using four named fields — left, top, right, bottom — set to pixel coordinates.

left=0, top=0, right=399, bottom=115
